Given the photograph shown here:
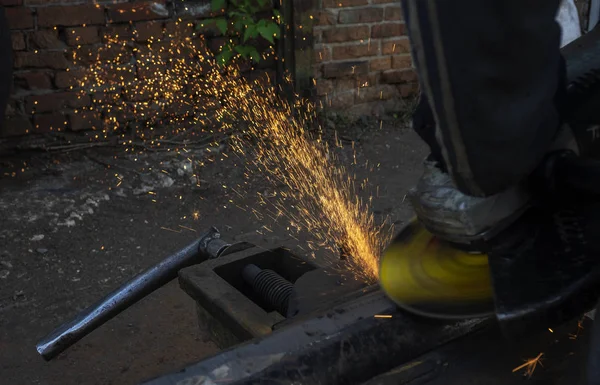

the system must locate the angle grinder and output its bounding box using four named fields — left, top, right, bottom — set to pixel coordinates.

left=379, top=126, right=596, bottom=321
left=379, top=58, right=600, bottom=323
